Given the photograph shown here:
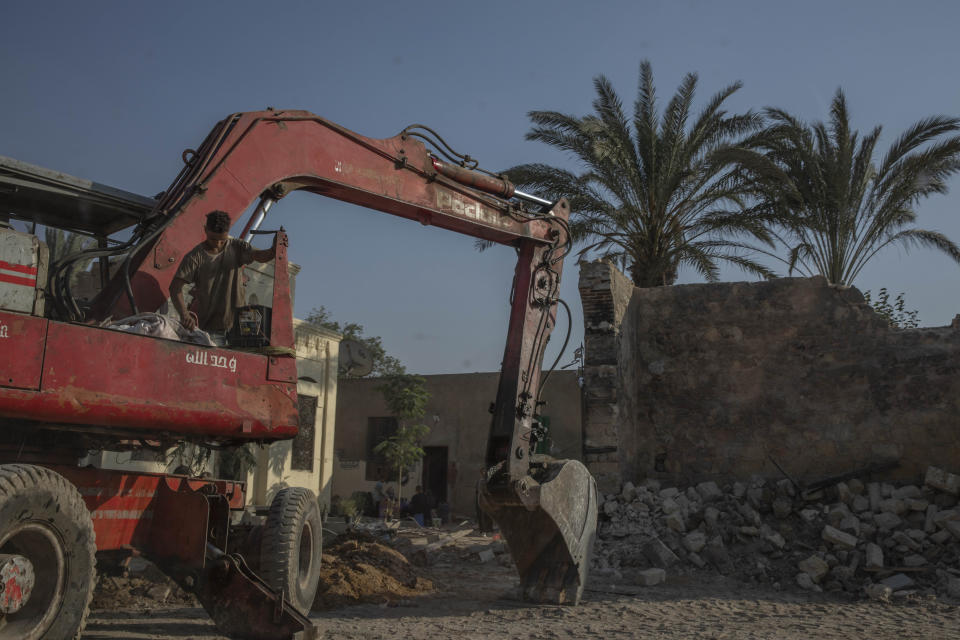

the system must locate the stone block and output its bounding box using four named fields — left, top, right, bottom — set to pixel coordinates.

left=828, top=504, right=851, bottom=526
left=665, top=511, right=686, bottom=533
left=880, top=573, right=914, bottom=591
left=930, top=529, right=952, bottom=545
left=851, top=495, right=870, bottom=513
left=765, top=531, right=786, bottom=549
left=879, top=498, right=907, bottom=515
left=776, top=478, right=796, bottom=497
left=796, top=573, right=821, bottom=592
left=836, top=482, right=852, bottom=504
left=865, top=583, right=892, bottom=602
left=906, top=498, right=928, bottom=512
left=838, top=515, right=860, bottom=536
left=848, top=478, right=865, bottom=495
left=642, top=538, right=679, bottom=568
left=947, top=577, right=960, bottom=599
left=773, top=497, right=793, bottom=519
left=703, top=536, right=733, bottom=574
left=696, top=481, right=723, bottom=502
left=925, top=505, right=939, bottom=533
left=905, top=528, right=926, bottom=542
left=127, top=557, right=152, bottom=574
left=893, top=485, right=921, bottom=500
left=147, top=585, right=171, bottom=601
left=747, top=487, right=769, bottom=510
left=943, top=519, right=960, bottom=540
left=868, top=483, right=881, bottom=512
left=703, top=506, right=720, bottom=530
left=642, top=478, right=661, bottom=492
left=903, top=554, right=926, bottom=567
left=661, top=497, right=681, bottom=515
left=621, top=482, right=637, bottom=502
left=682, top=531, right=707, bottom=553
left=891, top=531, right=920, bottom=551
left=822, top=525, right=858, bottom=549
left=687, top=552, right=706, bottom=568
left=799, top=508, right=819, bottom=523
left=934, top=508, right=960, bottom=526
left=798, top=555, right=829, bottom=582
left=477, top=549, right=495, bottom=563
left=660, top=487, right=680, bottom=499
left=830, top=565, right=855, bottom=582
left=874, top=512, right=902, bottom=532
left=637, top=568, right=666, bottom=586
left=925, top=466, right=960, bottom=496
left=739, top=504, right=761, bottom=527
